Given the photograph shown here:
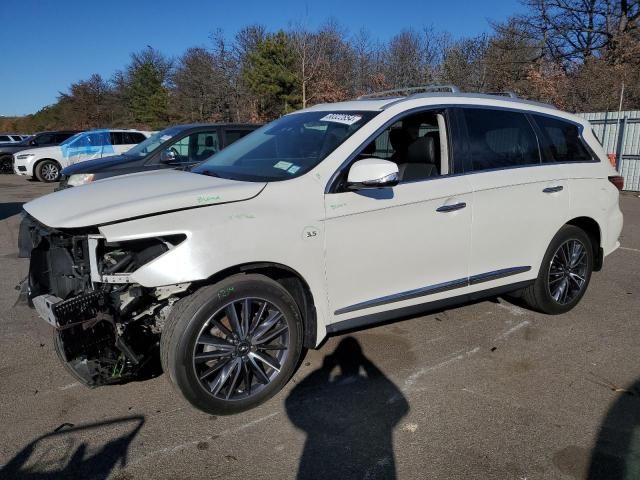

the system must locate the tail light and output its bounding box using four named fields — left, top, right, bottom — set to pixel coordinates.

left=608, top=175, right=624, bottom=191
